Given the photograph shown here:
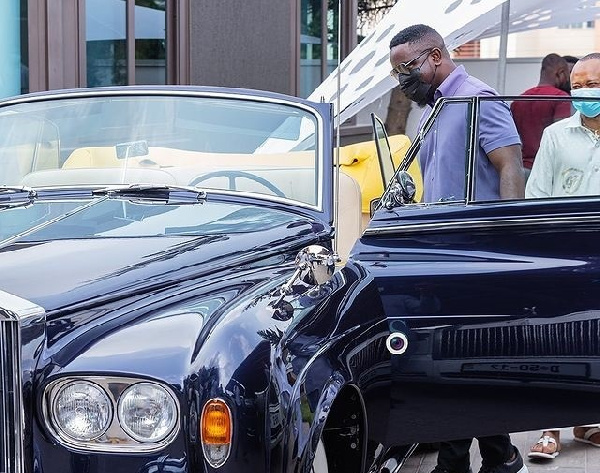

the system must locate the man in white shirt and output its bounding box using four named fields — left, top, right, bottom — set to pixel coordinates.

left=526, top=52, right=600, bottom=198
left=526, top=52, right=600, bottom=461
